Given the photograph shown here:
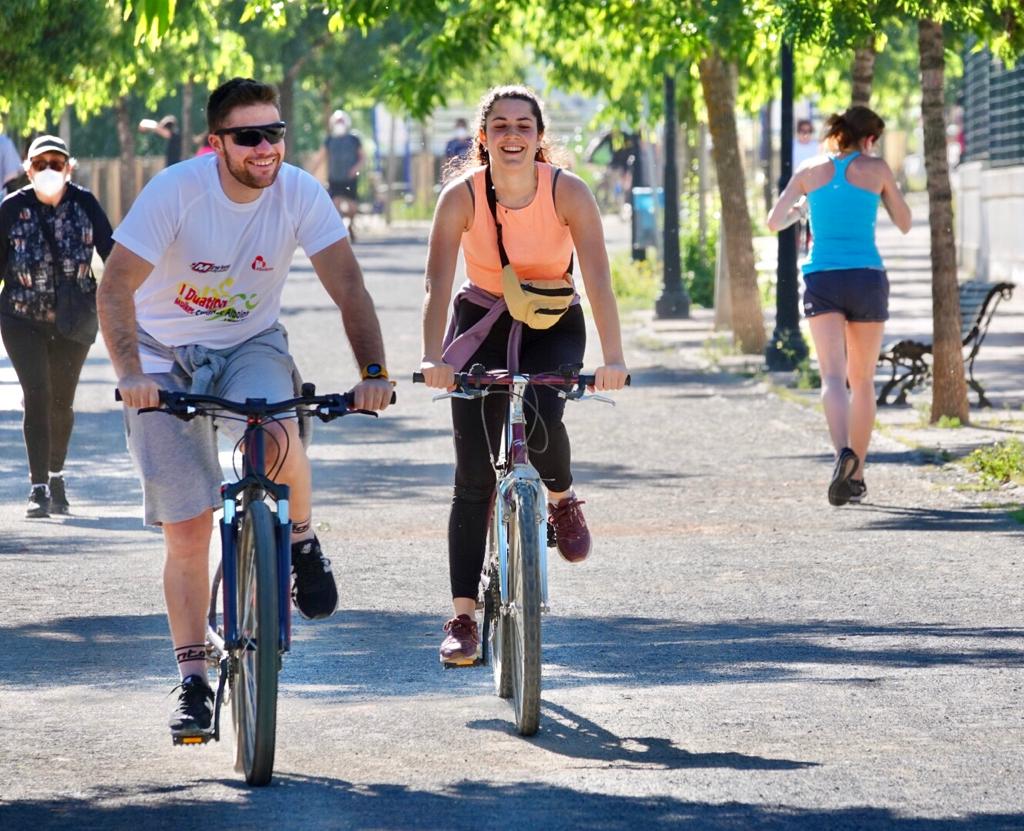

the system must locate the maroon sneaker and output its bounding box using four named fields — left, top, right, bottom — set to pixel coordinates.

left=548, top=495, right=591, bottom=563
left=439, top=614, right=480, bottom=667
